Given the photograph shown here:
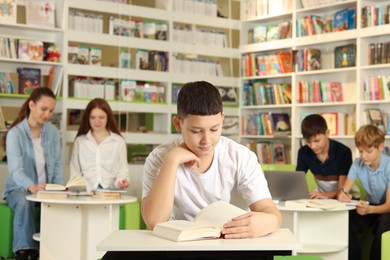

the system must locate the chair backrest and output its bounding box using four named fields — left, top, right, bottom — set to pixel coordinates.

left=274, top=256, right=324, bottom=260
